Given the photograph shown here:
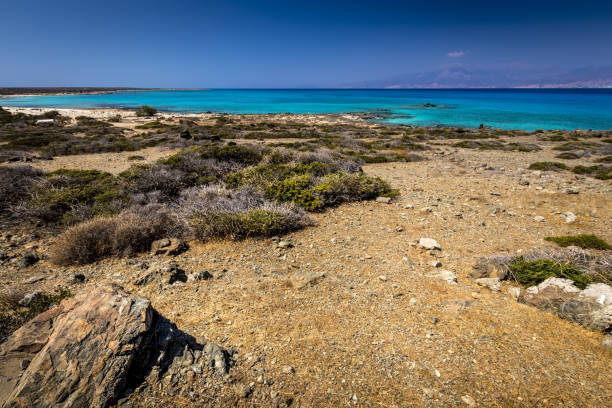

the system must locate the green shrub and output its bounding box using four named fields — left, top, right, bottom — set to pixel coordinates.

left=22, top=169, right=126, bottom=224
left=265, top=175, right=323, bottom=211
left=555, top=152, right=580, bottom=160
left=545, top=234, right=611, bottom=250
left=570, top=165, right=612, bottom=180
left=135, top=121, right=166, bottom=129
left=192, top=144, right=263, bottom=165
left=571, top=165, right=600, bottom=175
left=528, top=162, right=569, bottom=171
left=225, top=161, right=335, bottom=190
left=135, top=105, right=157, bottom=117
left=509, top=257, right=591, bottom=289
left=314, top=173, right=398, bottom=206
